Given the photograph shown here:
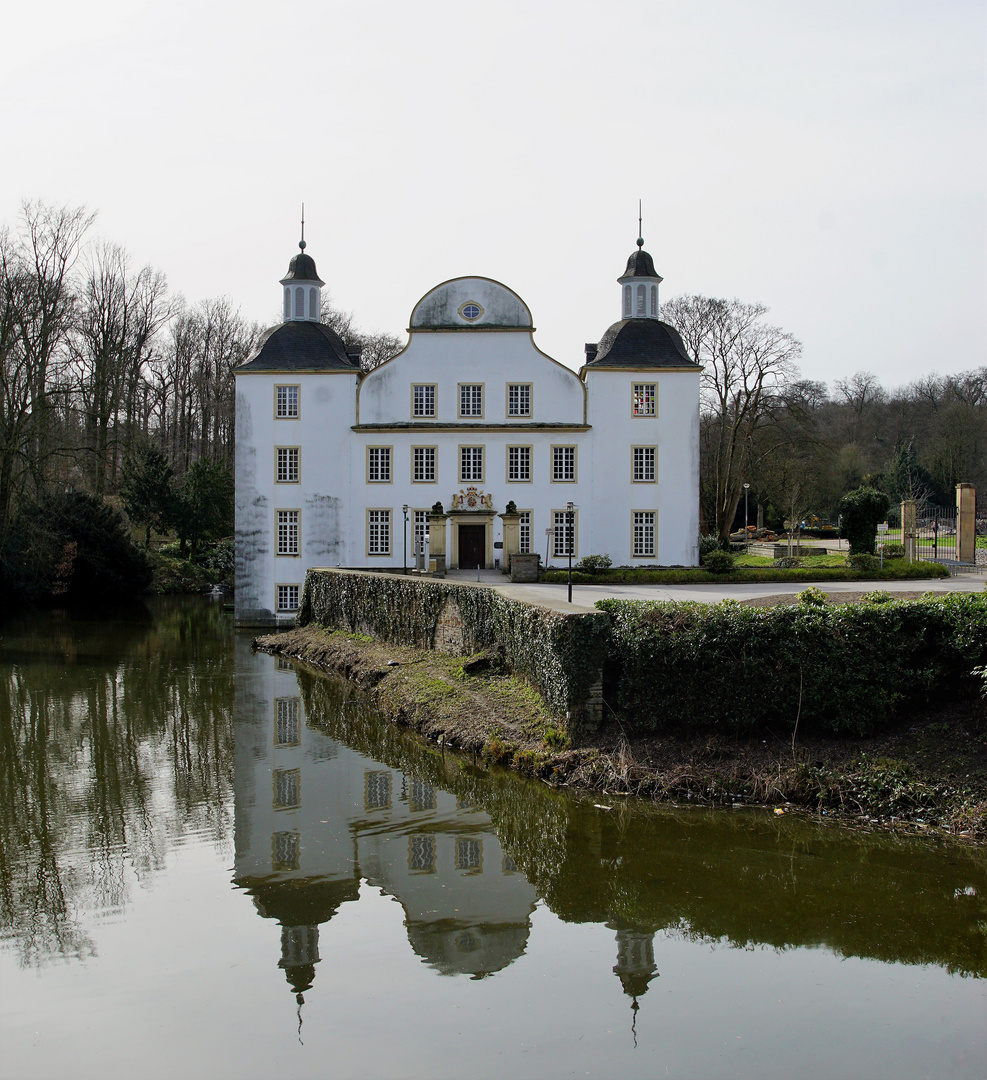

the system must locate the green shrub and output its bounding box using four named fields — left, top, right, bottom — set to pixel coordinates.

left=839, top=486, right=890, bottom=555
left=797, top=586, right=827, bottom=608
left=847, top=553, right=881, bottom=572
left=881, top=542, right=905, bottom=559
left=863, top=590, right=894, bottom=604
left=576, top=554, right=612, bottom=573
left=698, top=534, right=721, bottom=558
left=2, top=492, right=152, bottom=602
left=597, top=593, right=987, bottom=738
left=774, top=556, right=804, bottom=569
left=702, top=549, right=735, bottom=574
